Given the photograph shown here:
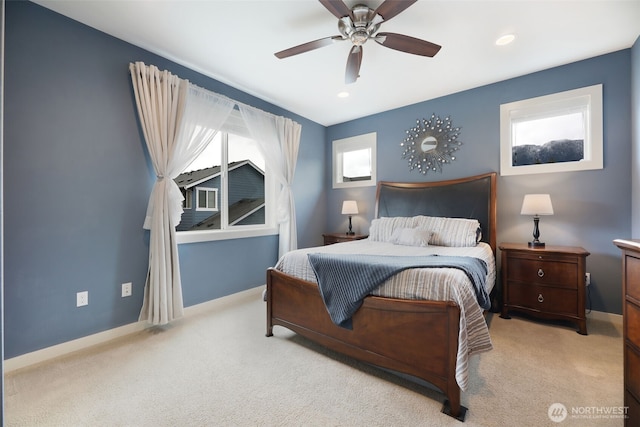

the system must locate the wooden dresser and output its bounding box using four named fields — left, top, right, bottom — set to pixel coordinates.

left=613, top=239, right=640, bottom=426
left=499, top=242, right=589, bottom=335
